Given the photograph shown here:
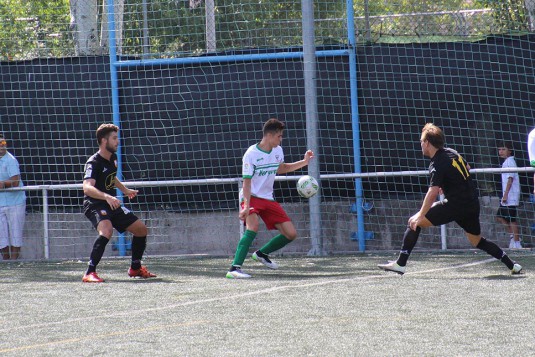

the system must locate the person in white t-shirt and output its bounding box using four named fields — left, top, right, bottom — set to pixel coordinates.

left=226, top=118, right=314, bottom=279
left=496, top=142, right=521, bottom=249
left=528, top=128, right=535, bottom=193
